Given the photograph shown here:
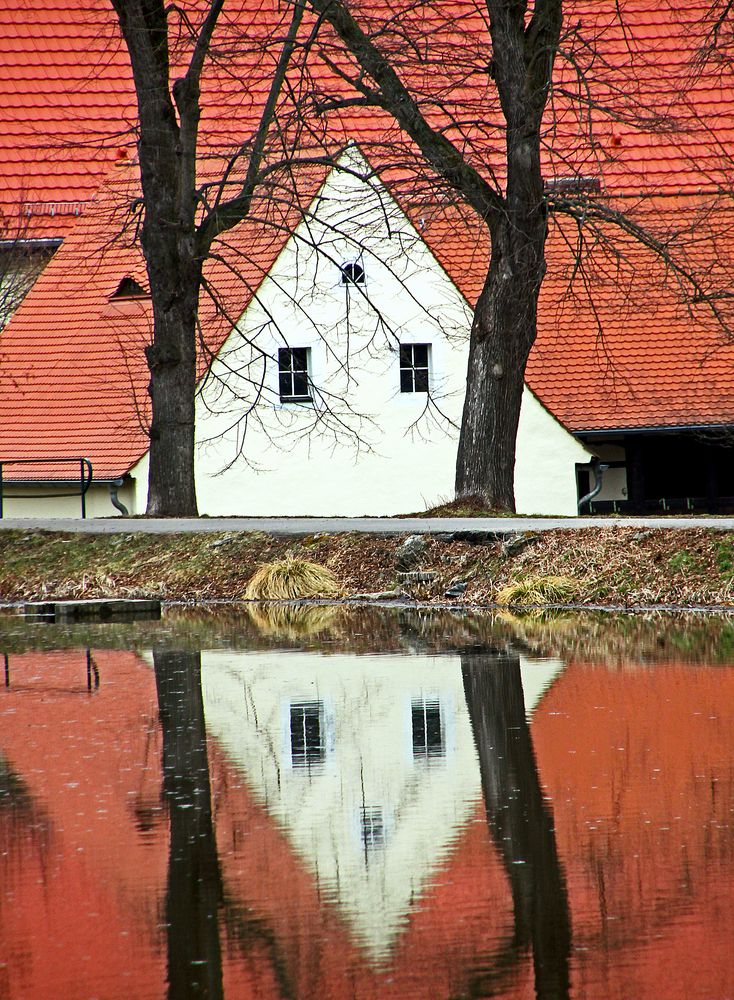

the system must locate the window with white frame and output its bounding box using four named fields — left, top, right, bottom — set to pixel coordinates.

left=278, top=347, right=311, bottom=402
left=399, top=343, right=430, bottom=393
